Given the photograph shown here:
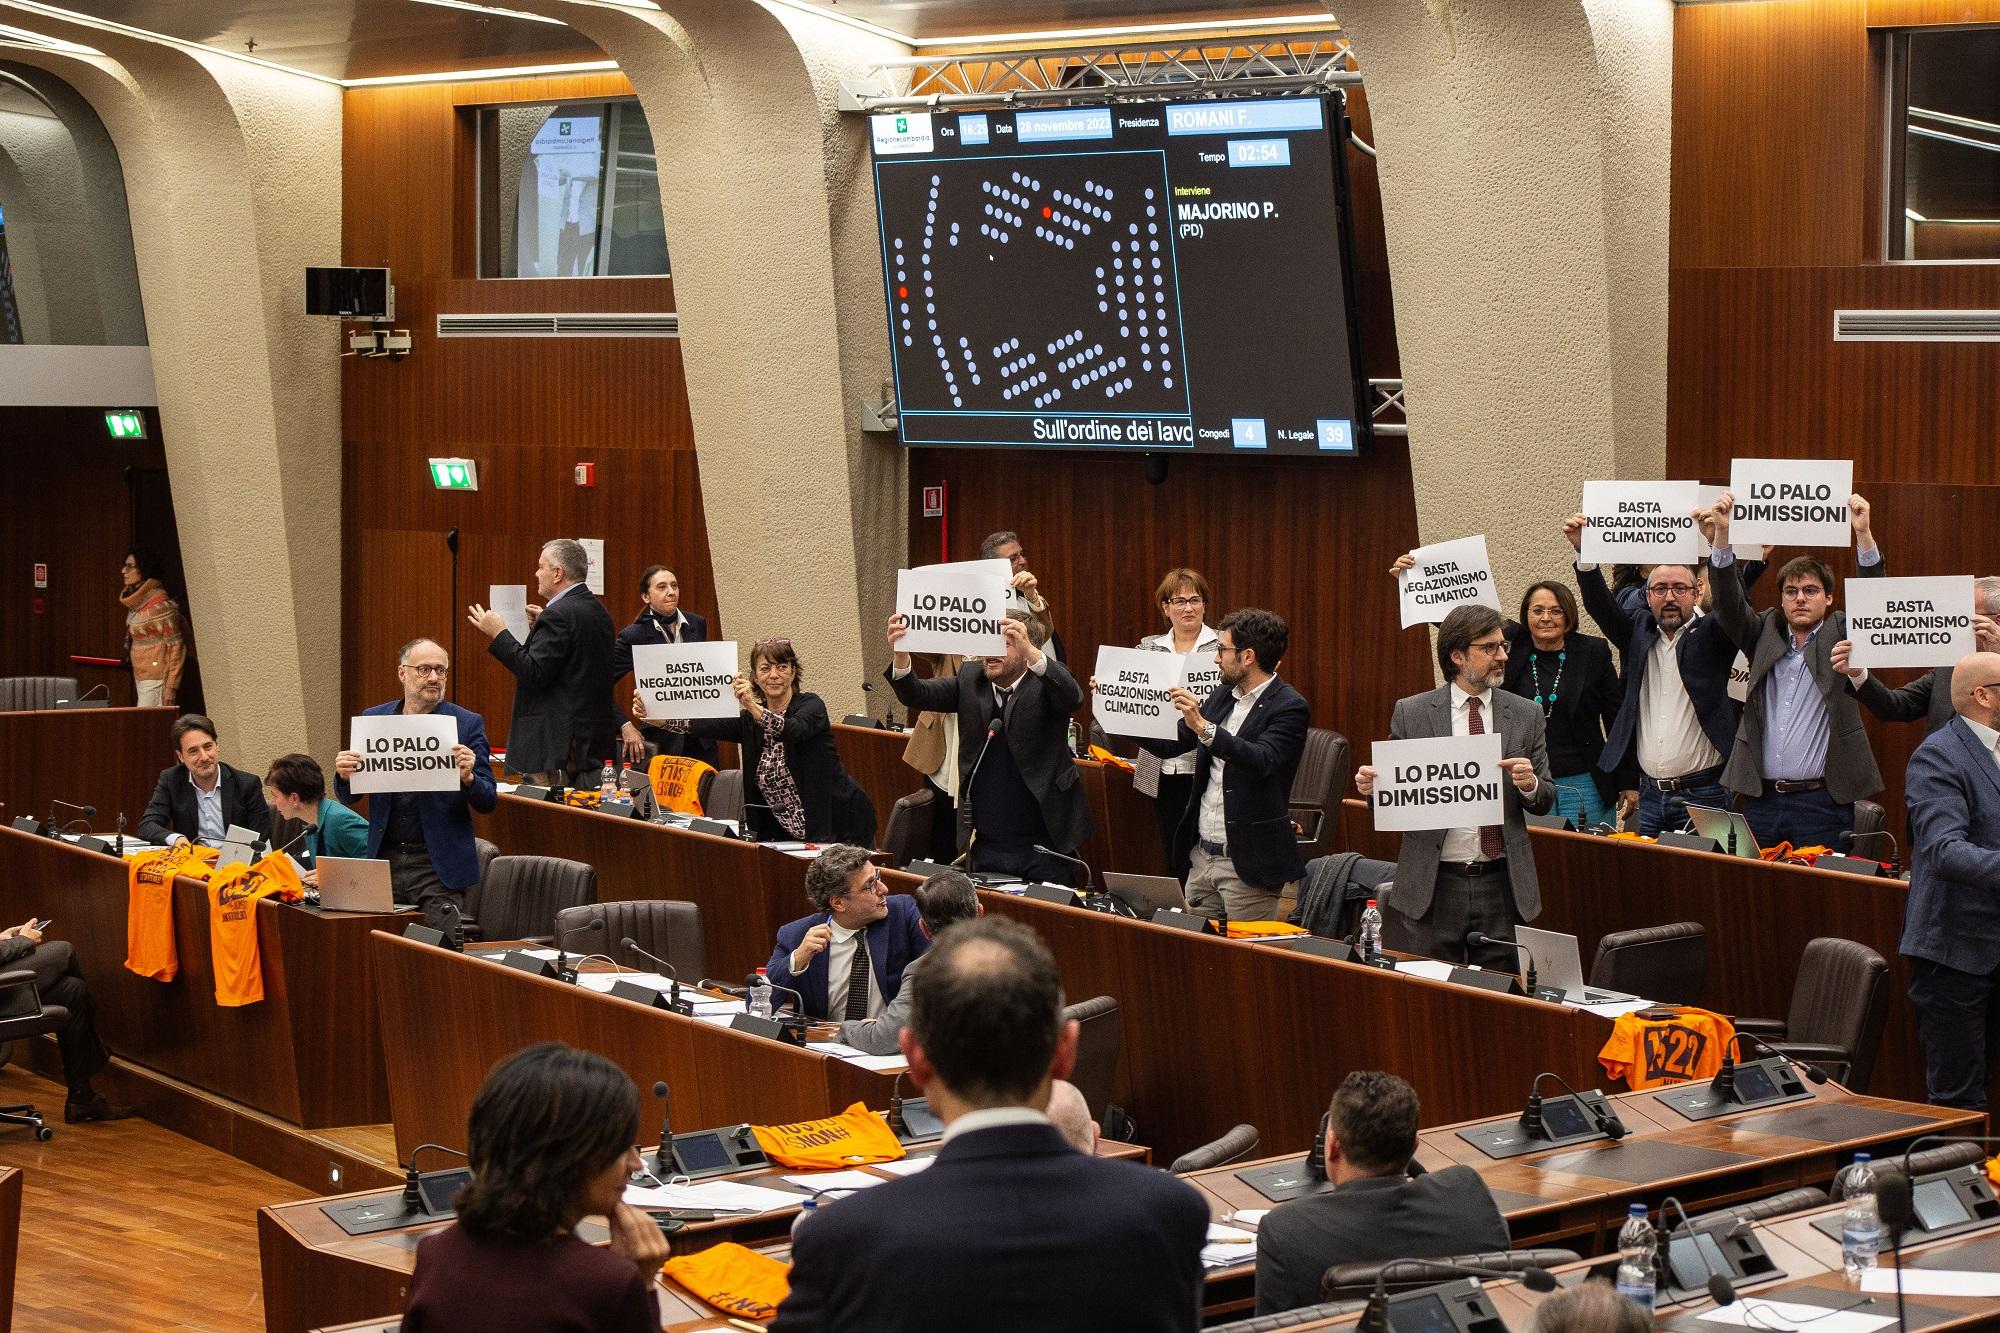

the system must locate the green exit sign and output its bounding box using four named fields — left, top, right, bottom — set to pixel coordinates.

left=428, top=458, right=479, bottom=491
left=105, top=409, right=146, bottom=439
